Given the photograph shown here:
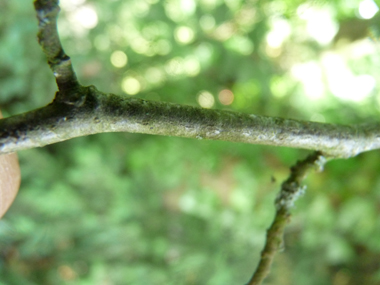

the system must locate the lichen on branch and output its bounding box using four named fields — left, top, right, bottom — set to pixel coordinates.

left=1, top=84, right=380, bottom=157
left=246, top=152, right=327, bottom=285
left=34, top=0, right=81, bottom=104
left=0, top=1, right=379, bottom=158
